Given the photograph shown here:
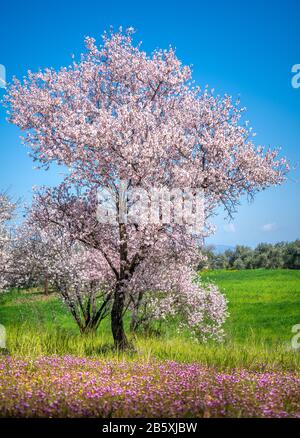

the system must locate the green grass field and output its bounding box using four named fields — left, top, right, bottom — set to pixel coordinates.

left=201, top=269, right=300, bottom=344
left=1, top=269, right=300, bottom=370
